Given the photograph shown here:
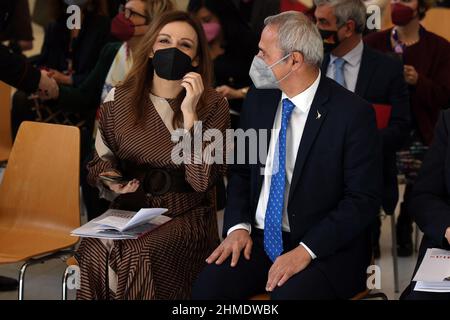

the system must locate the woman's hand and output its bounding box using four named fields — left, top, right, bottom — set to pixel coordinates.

left=404, top=65, right=418, bottom=86
left=99, top=171, right=140, bottom=194
left=37, top=70, right=59, bottom=100
left=445, top=227, right=450, bottom=245
left=48, top=69, right=73, bottom=86
left=180, top=72, right=203, bottom=129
